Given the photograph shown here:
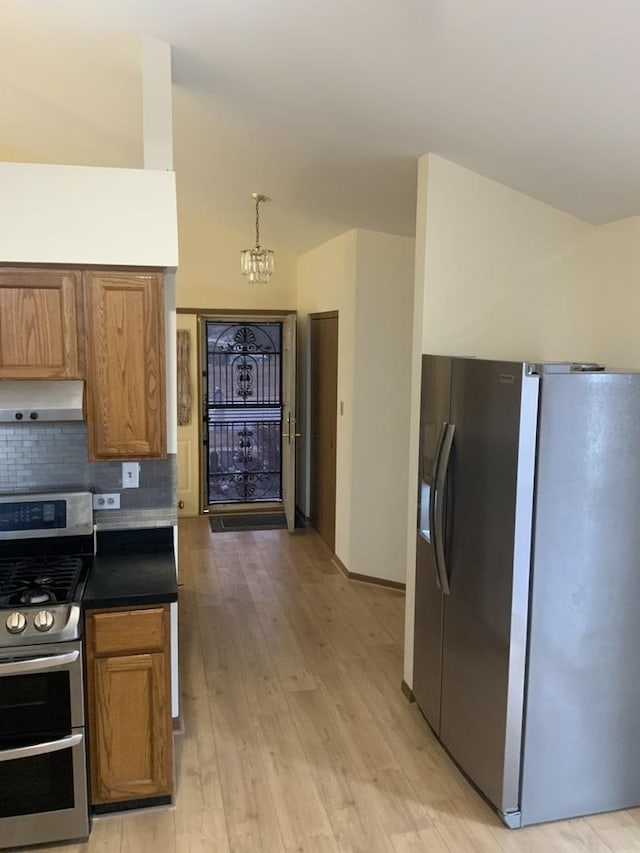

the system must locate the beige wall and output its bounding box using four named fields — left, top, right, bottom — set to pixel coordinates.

left=297, top=229, right=415, bottom=583
left=403, top=155, right=430, bottom=687
left=421, top=155, right=597, bottom=361
left=174, top=206, right=299, bottom=517
left=0, top=162, right=178, bottom=266
left=350, top=230, right=415, bottom=583
left=297, top=231, right=358, bottom=569
left=176, top=208, right=297, bottom=310
left=589, top=216, right=640, bottom=369
left=404, top=154, right=606, bottom=685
